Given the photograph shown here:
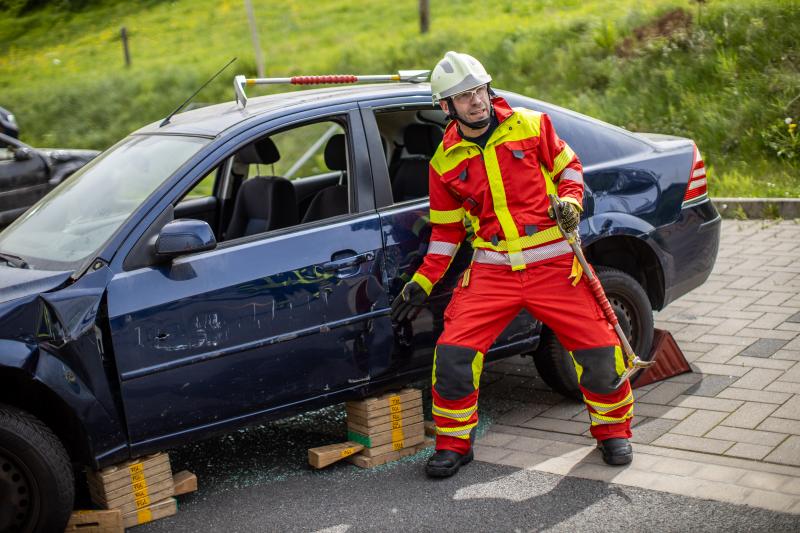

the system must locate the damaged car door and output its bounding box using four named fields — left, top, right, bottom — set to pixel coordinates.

left=105, top=110, right=392, bottom=451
